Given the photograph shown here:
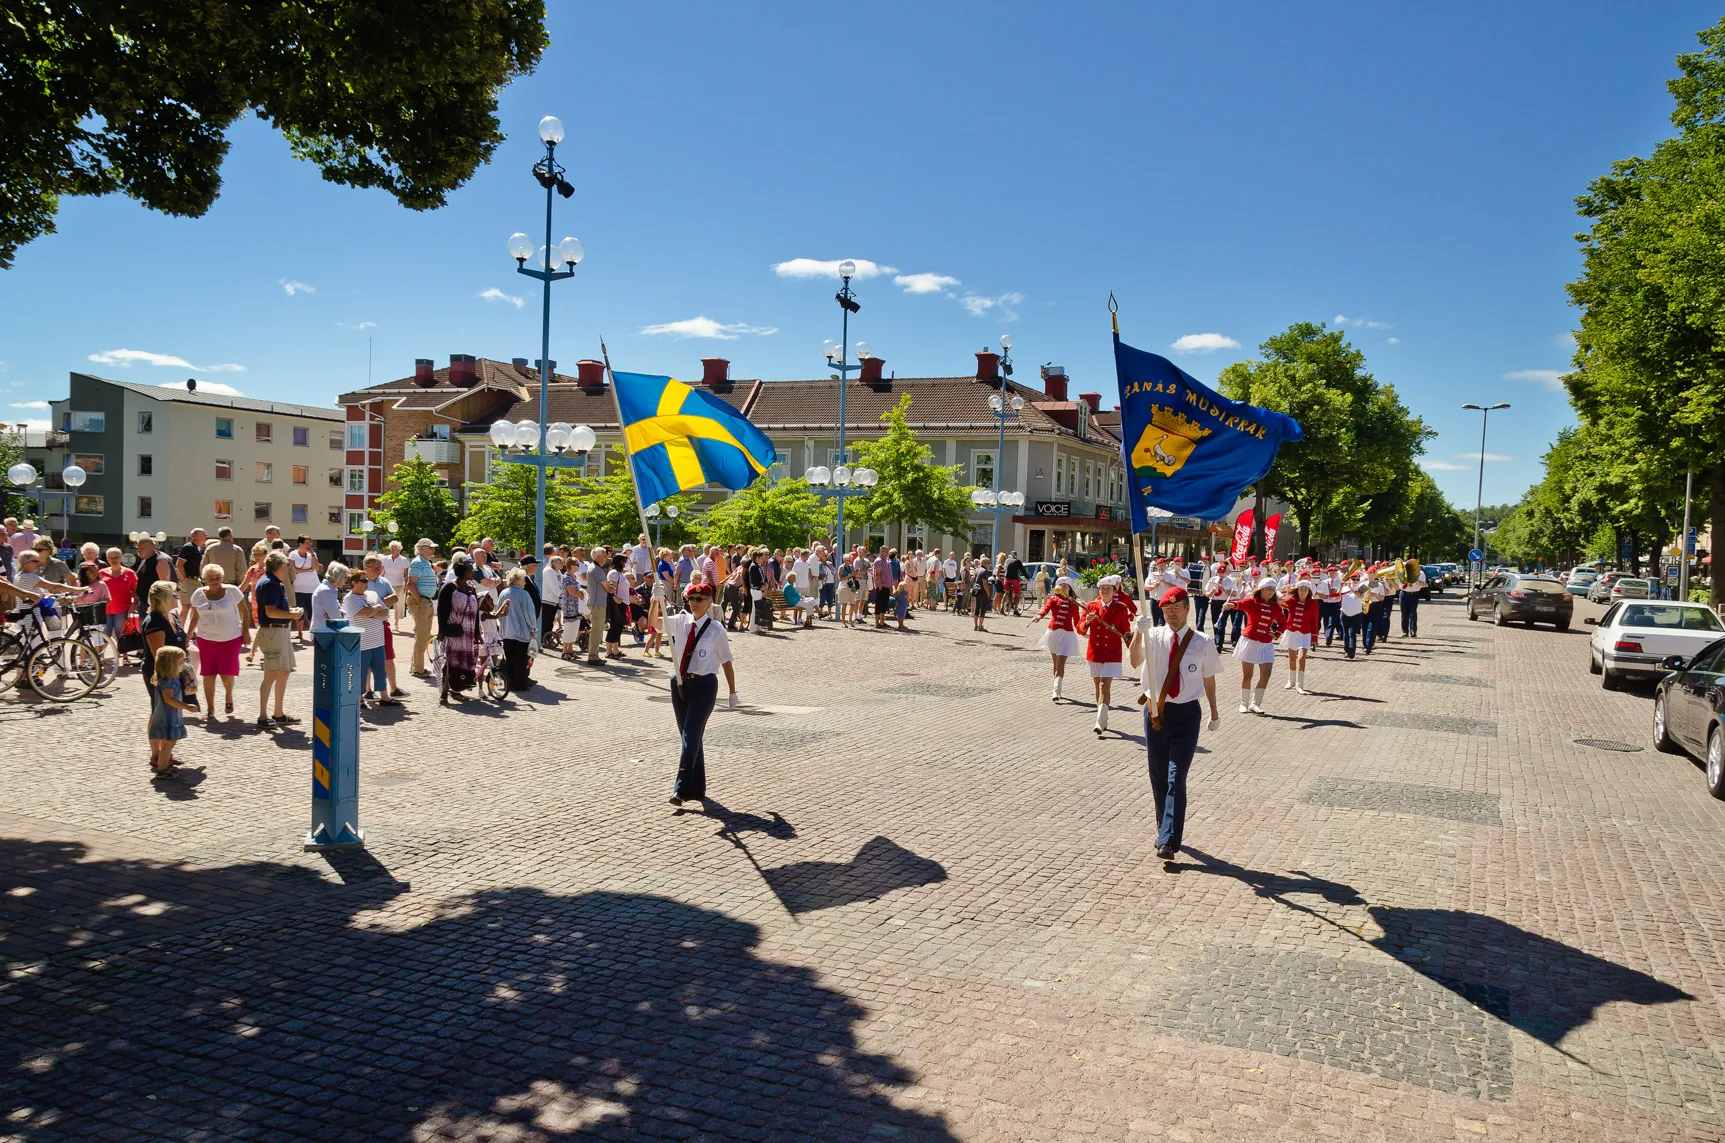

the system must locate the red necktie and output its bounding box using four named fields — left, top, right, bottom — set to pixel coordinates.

left=1167, top=633, right=1181, bottom=698
left=679, top=618, right=705, bottom=679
